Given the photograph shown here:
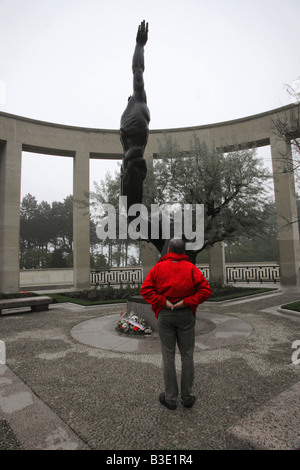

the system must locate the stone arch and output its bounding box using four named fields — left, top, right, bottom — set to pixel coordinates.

left=0, top=103, right=299, bottom=293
